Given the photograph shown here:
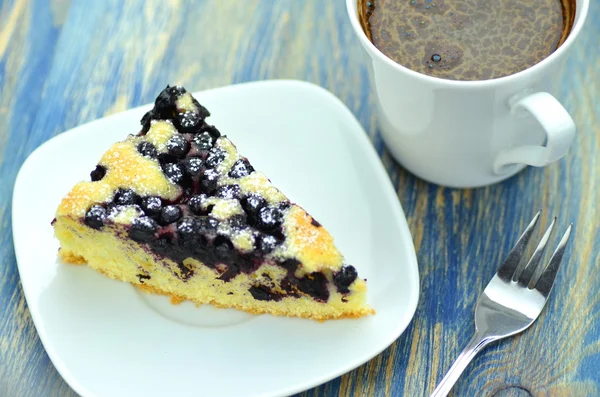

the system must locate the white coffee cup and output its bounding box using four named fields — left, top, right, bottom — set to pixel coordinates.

left=346, top=0, right=589, bottom=188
